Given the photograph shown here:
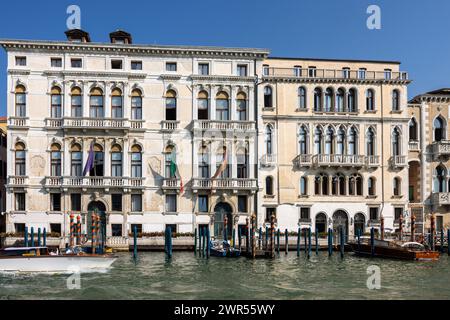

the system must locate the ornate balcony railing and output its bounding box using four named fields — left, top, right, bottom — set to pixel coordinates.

left=192, top=178, right=258, bottom=191
left=431, top=192, right=450, bottom=206
left=294, top=154, right=313, bottom=168
left=314, top=154, right=366, bottom=167
left=162, top=178, right=182, bottom=190
left=62, top=117, right=128, bottom=129
left=261, top=154, right=277, bottom=167
left=264, top=67, right=408, bottom=81
left=390, top=155, right=407, bottom=168
left=408, top=141, right=420, bottom=151
left=7, top=175, right=29, bottom=186
left=161, top=120, right=179, bottom=131
left=44, top=118, right=63, bottom=128
left=44, top=176, right=144, bottom=188
left=432, top=140, right=450, bottom=156
left=192, top=120, right=256, bottom=133
left=366, top=155, right=380, bottom=167
left=130, top=120, right=145, bottom=130
left=8, top=116, right=29, bottom=128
